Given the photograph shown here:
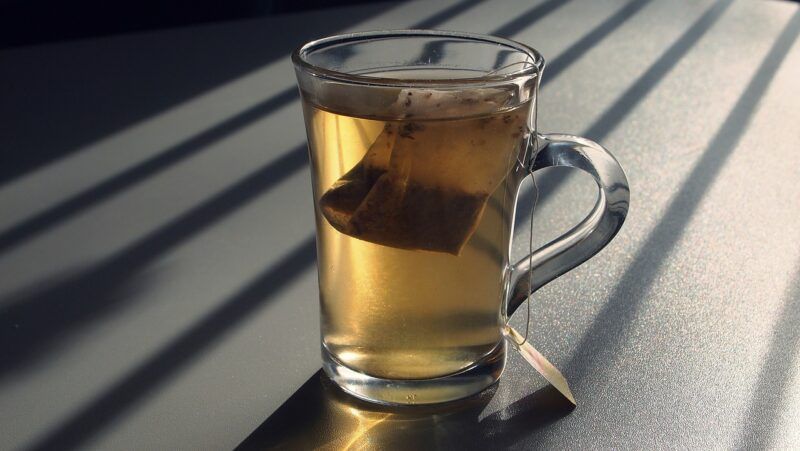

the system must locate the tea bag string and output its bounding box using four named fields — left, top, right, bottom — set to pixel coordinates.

left=487, top=60, right=539, bottom=346
left=514, top=103, right=539, bottom=347
left=486, top=59, right=576, bottom=405
left=517, top=158, right=538, bottom=345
